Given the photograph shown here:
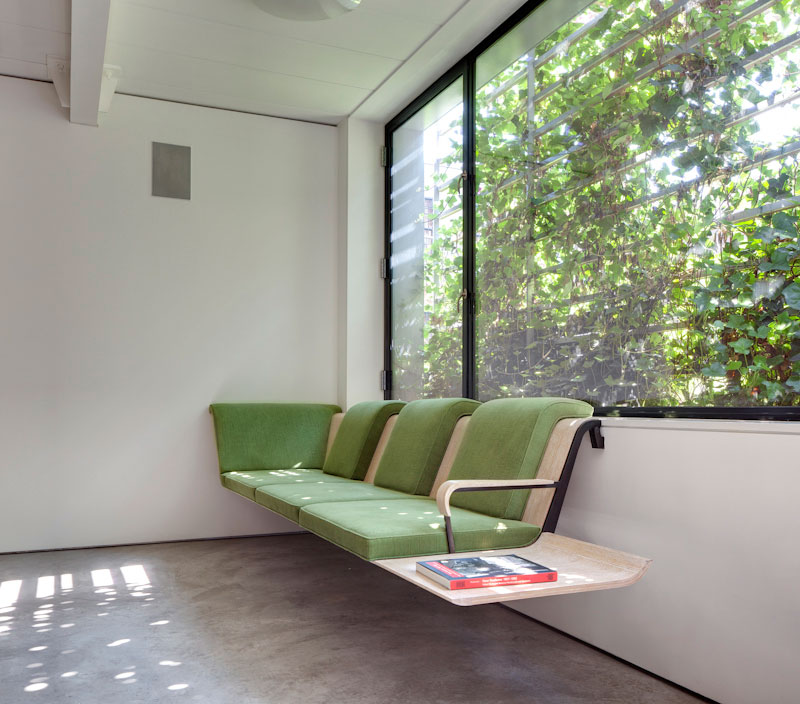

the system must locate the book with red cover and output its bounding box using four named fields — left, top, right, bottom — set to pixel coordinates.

left=416, top=554, right=557, bottom=590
